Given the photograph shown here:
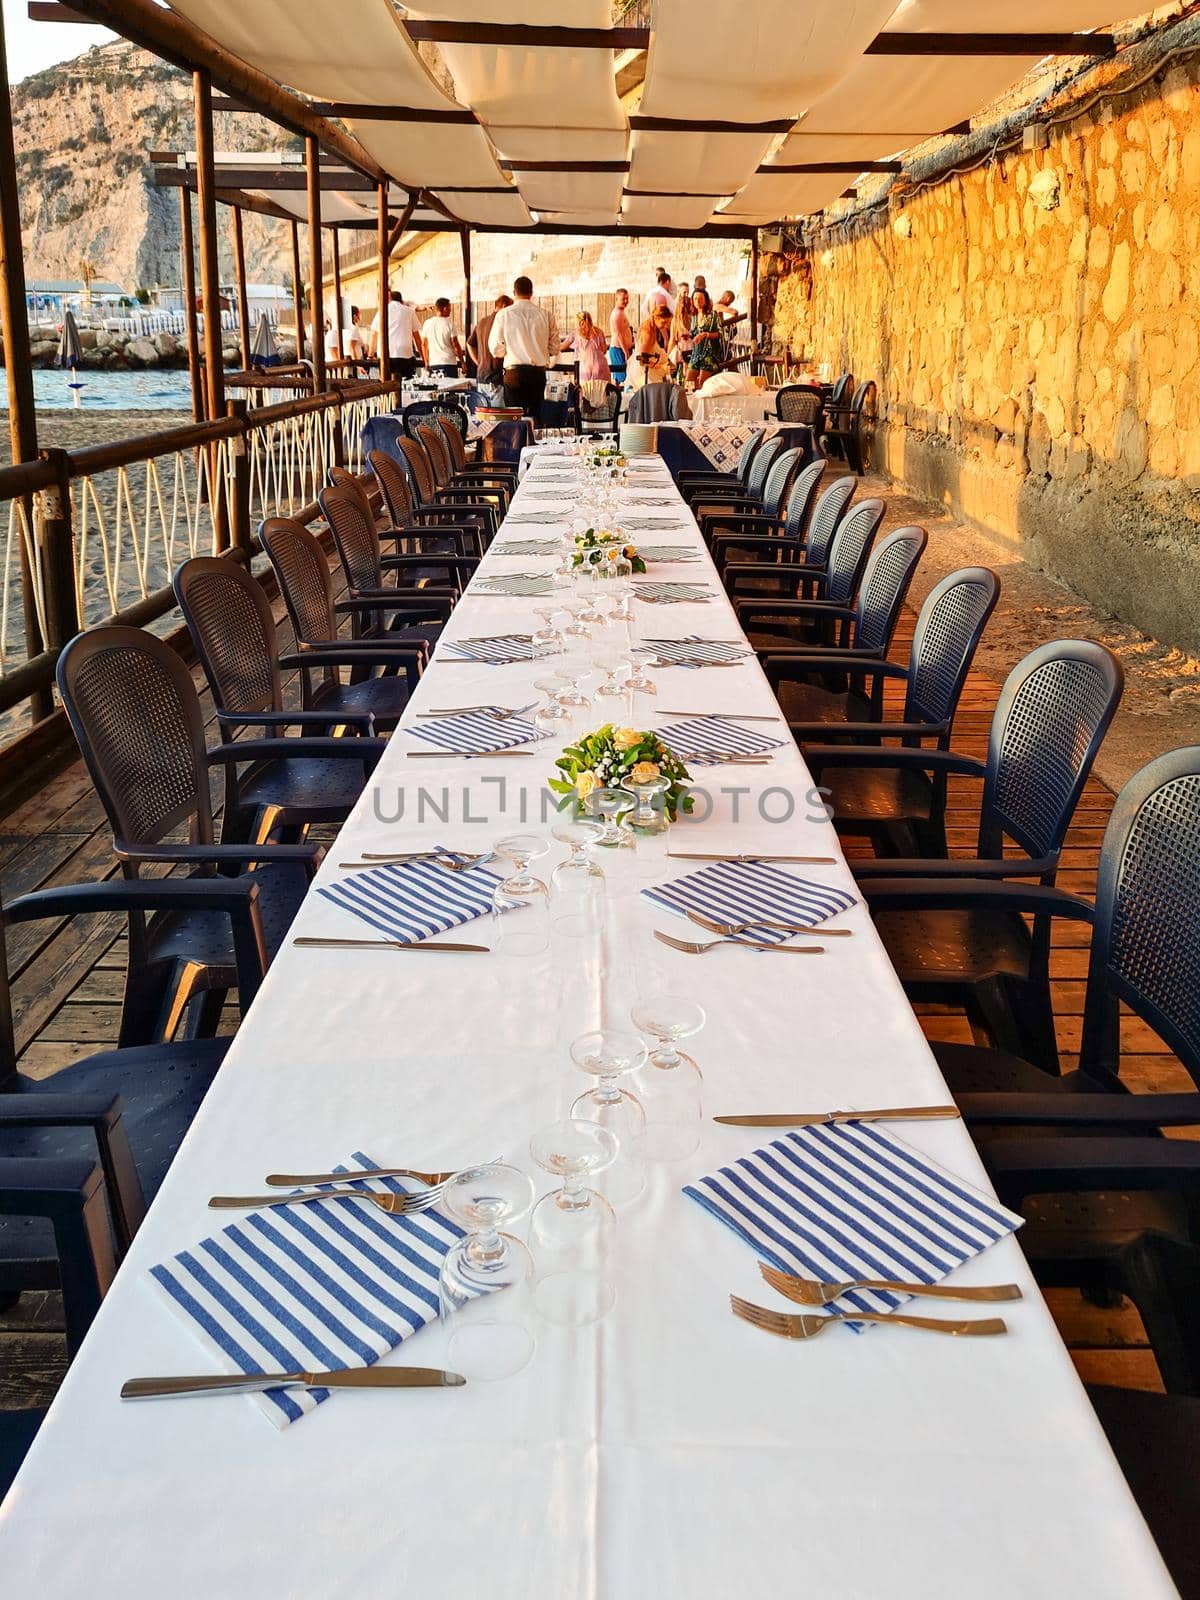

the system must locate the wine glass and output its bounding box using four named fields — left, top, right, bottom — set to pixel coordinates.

left=532, top=603, right=564, bottom=655
left=630, top=995, right=705, bottom=1161
left=550, top=819, right=605, bottom=938
left=529, top=1120, right=617, bottom=1325
left=552, top=654, right=591, bottom=712
left=583, top=785, right=636, bottom=850
left=491, top=833, right=551, bottom=957
left=592, top=629, right=627, bottom=700
left=622, top=771, right=672, bottom=835
left=533, top=676, right=570, bottom=735
left=439, top=1163, right=536, bottom=1381
left=570, top=1029, right=648, bottom=1206
left=577, top=563, right=605, bottom=626
left=610, top=556, right=635, bottom=622
left=622, top=647, right=657, bottom=697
